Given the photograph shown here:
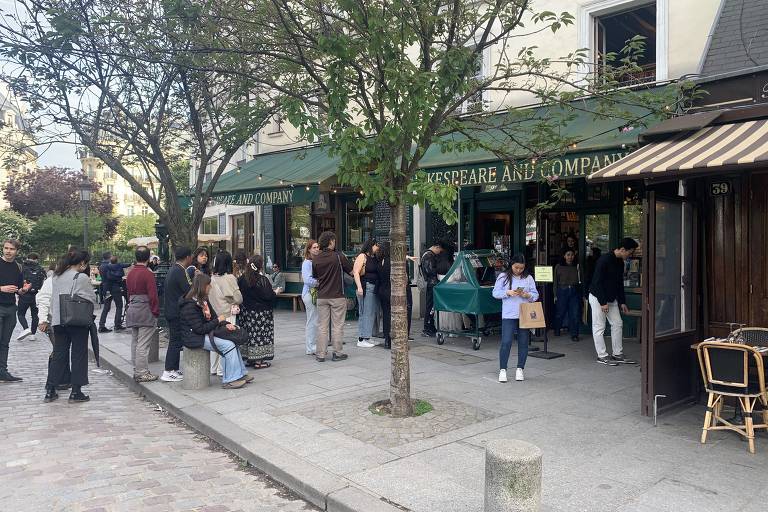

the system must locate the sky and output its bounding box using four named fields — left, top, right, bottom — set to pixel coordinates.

left=0, top=0, right=82, bottom=169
